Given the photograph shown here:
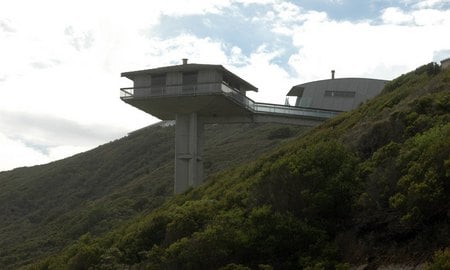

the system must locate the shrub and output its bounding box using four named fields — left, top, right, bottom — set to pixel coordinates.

left=424, top=248, right=450, bottom=270
left=218, top=264, right=251, bottom=270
